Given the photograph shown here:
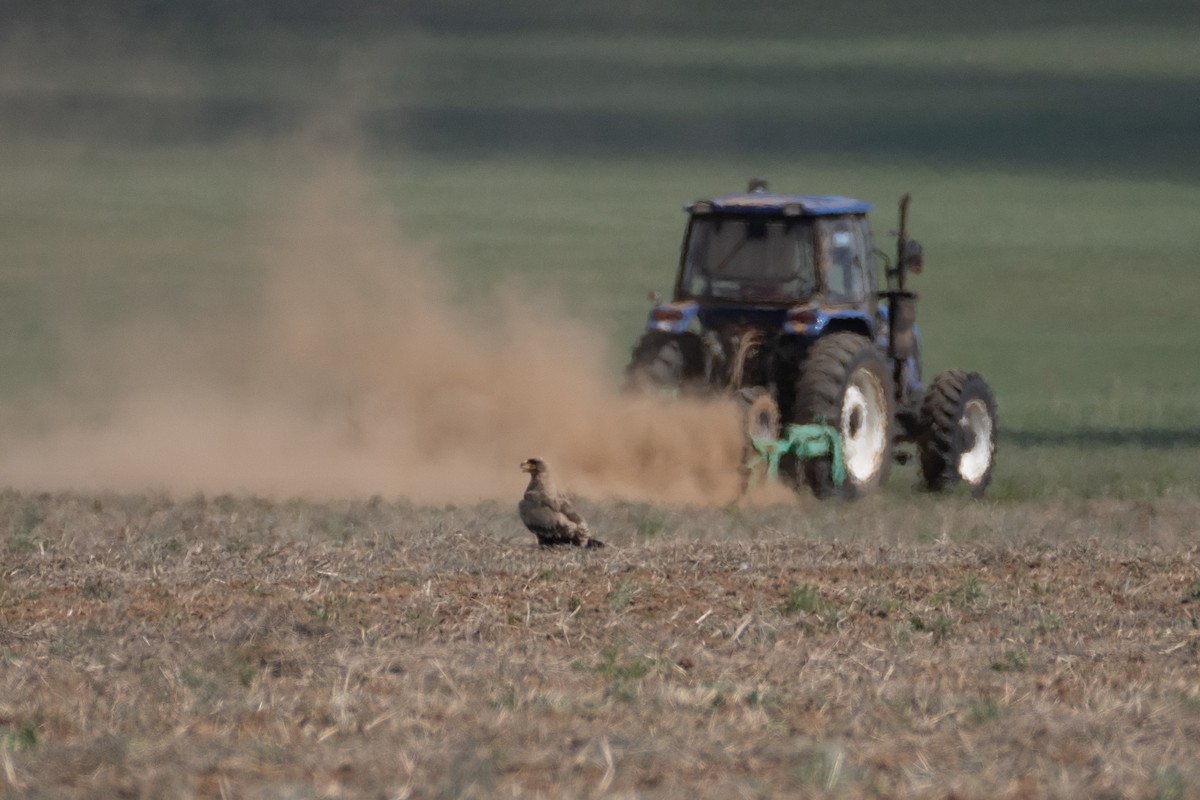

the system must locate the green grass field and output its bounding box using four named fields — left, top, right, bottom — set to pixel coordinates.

left=3, top=13, right=1200, bottom=499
